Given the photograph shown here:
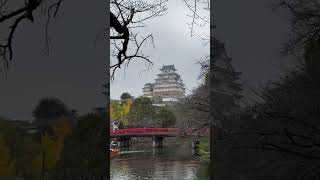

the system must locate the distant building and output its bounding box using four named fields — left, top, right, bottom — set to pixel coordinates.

left=7, top=120, right=37, bottom=134
left=142, top=64, right=185, bottom=104
left=110, top=119, right=118, bottom=130
left=142, top=83, right=154, bottom=98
